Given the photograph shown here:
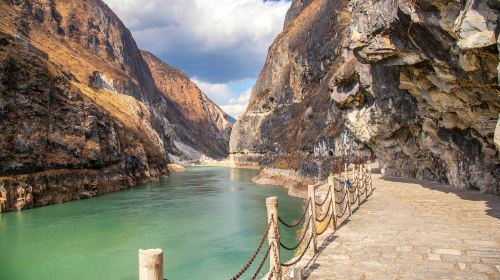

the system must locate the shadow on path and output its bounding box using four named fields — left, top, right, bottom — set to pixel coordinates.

left=381, top=176, right=500, bottom=220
